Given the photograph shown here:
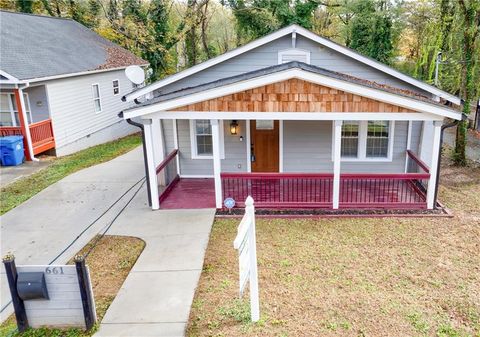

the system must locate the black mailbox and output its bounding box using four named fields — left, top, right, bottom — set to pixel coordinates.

left=16, top=272, right=49, bottom=301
